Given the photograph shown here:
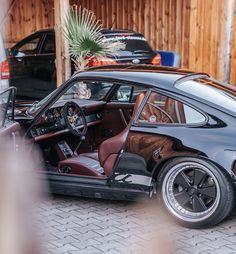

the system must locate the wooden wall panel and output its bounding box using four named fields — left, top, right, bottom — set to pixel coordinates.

left=3, top=0, right=54, bottom=47
left=230, top=0, right=236, bottom=85
left=70, top=0, right=229, bottom=81
left=3, top=0, right=236, bottom=84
